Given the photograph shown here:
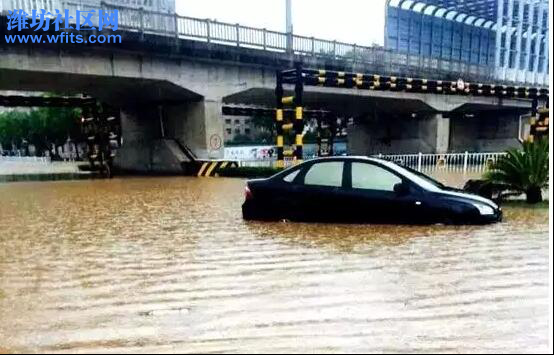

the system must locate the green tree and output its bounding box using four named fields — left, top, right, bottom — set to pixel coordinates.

left=0, top=106, right=82, bottom=158
left=485, top=139, right=549, bottom=203
left=0, top=111, right=28, bottom=149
